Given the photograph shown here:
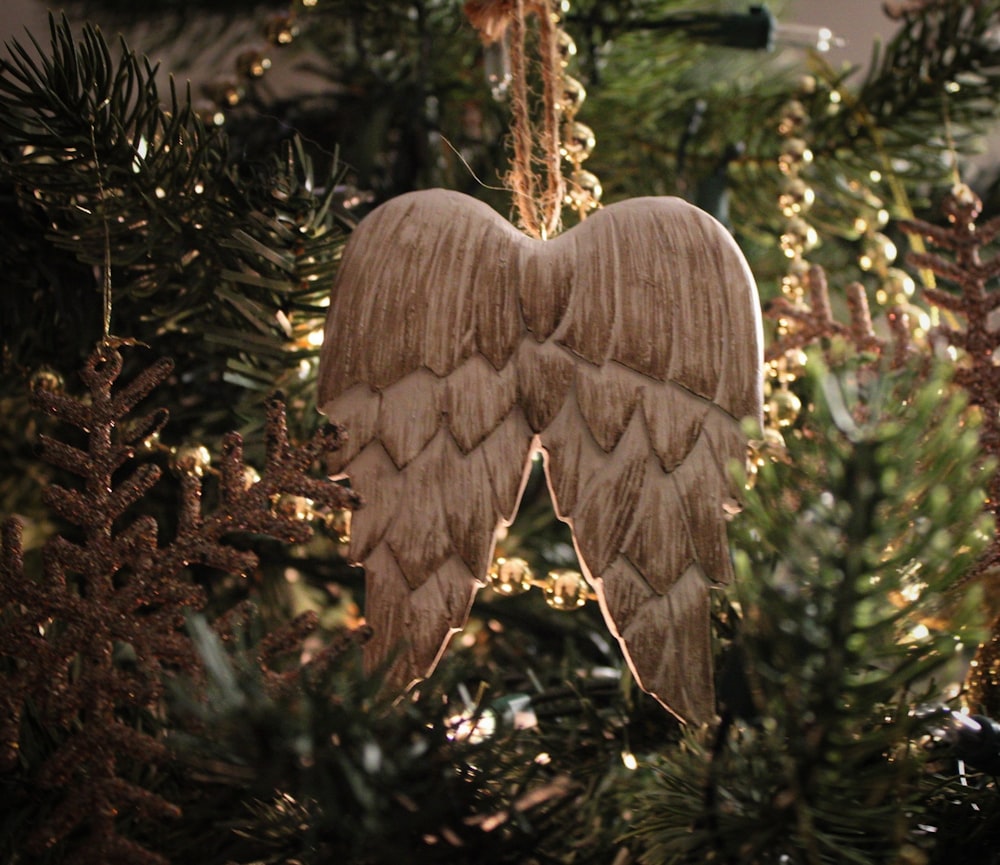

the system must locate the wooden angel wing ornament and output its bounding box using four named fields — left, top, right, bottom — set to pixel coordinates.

left=318, top=189, right=763, bottom=723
